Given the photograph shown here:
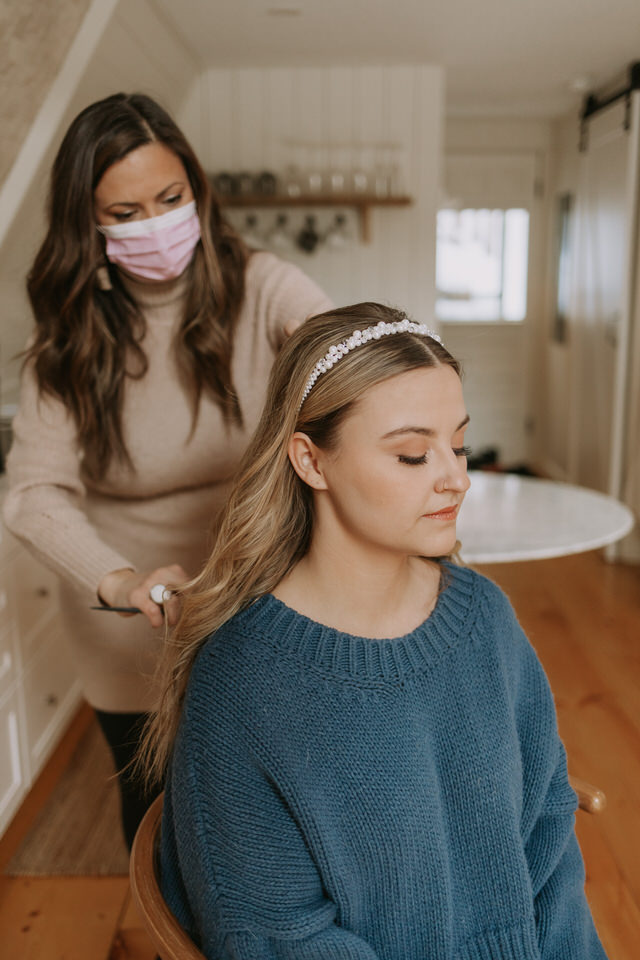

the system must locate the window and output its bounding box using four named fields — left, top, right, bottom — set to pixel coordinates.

left=435, top=208, right=530, bottom=322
